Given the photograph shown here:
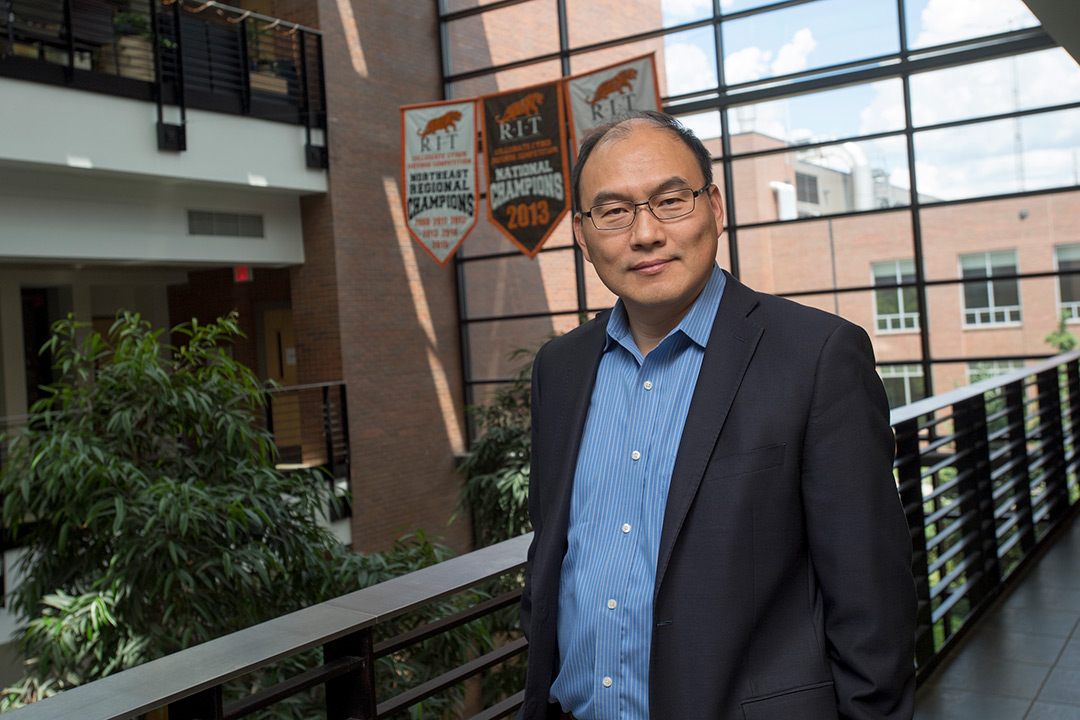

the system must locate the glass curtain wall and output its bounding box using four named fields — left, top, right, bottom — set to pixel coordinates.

left=439, top=0, right=1080, bottom=414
